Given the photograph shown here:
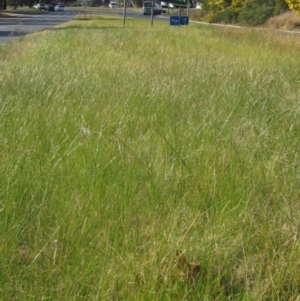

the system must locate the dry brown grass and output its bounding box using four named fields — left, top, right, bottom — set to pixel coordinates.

left=160, top=250, right=202, bottom=286
left=0, top=12, right=12, bottom=18
left=175, top=250, right=201, bottom=283
left=267, top=11, right=300, bottom=31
